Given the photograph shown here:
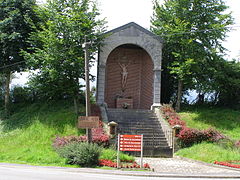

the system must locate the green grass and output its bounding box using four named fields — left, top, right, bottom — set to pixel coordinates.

left=179, top=106, right=240, bottom=140
left=176, top=142, right=240, bottom=163
left=0, top=101, right=84, bottom=166
left=176, top=105, right=240, bottom=163
left=100, top=148, right=135, bottom=162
